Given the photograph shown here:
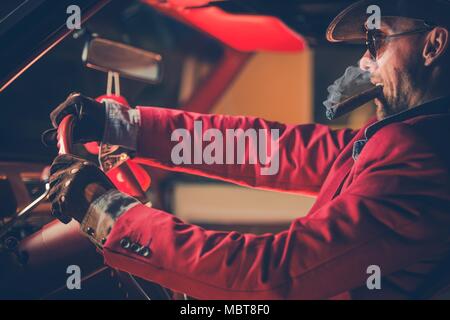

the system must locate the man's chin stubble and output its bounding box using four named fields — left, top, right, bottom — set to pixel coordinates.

left=374, top=94, right=405, bottom=120
left=375, top=98, right=388, bottom=120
